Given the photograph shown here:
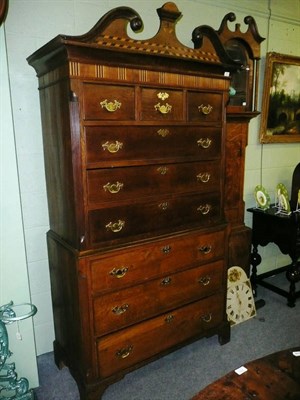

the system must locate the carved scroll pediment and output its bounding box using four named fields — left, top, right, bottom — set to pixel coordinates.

left=28, top=2, right=242, bottom=75
left=193, top=12, right=265, bottom=61
left=58, top=2, right=237, bottom=67
left=217, top=13, right=265, bottom=59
